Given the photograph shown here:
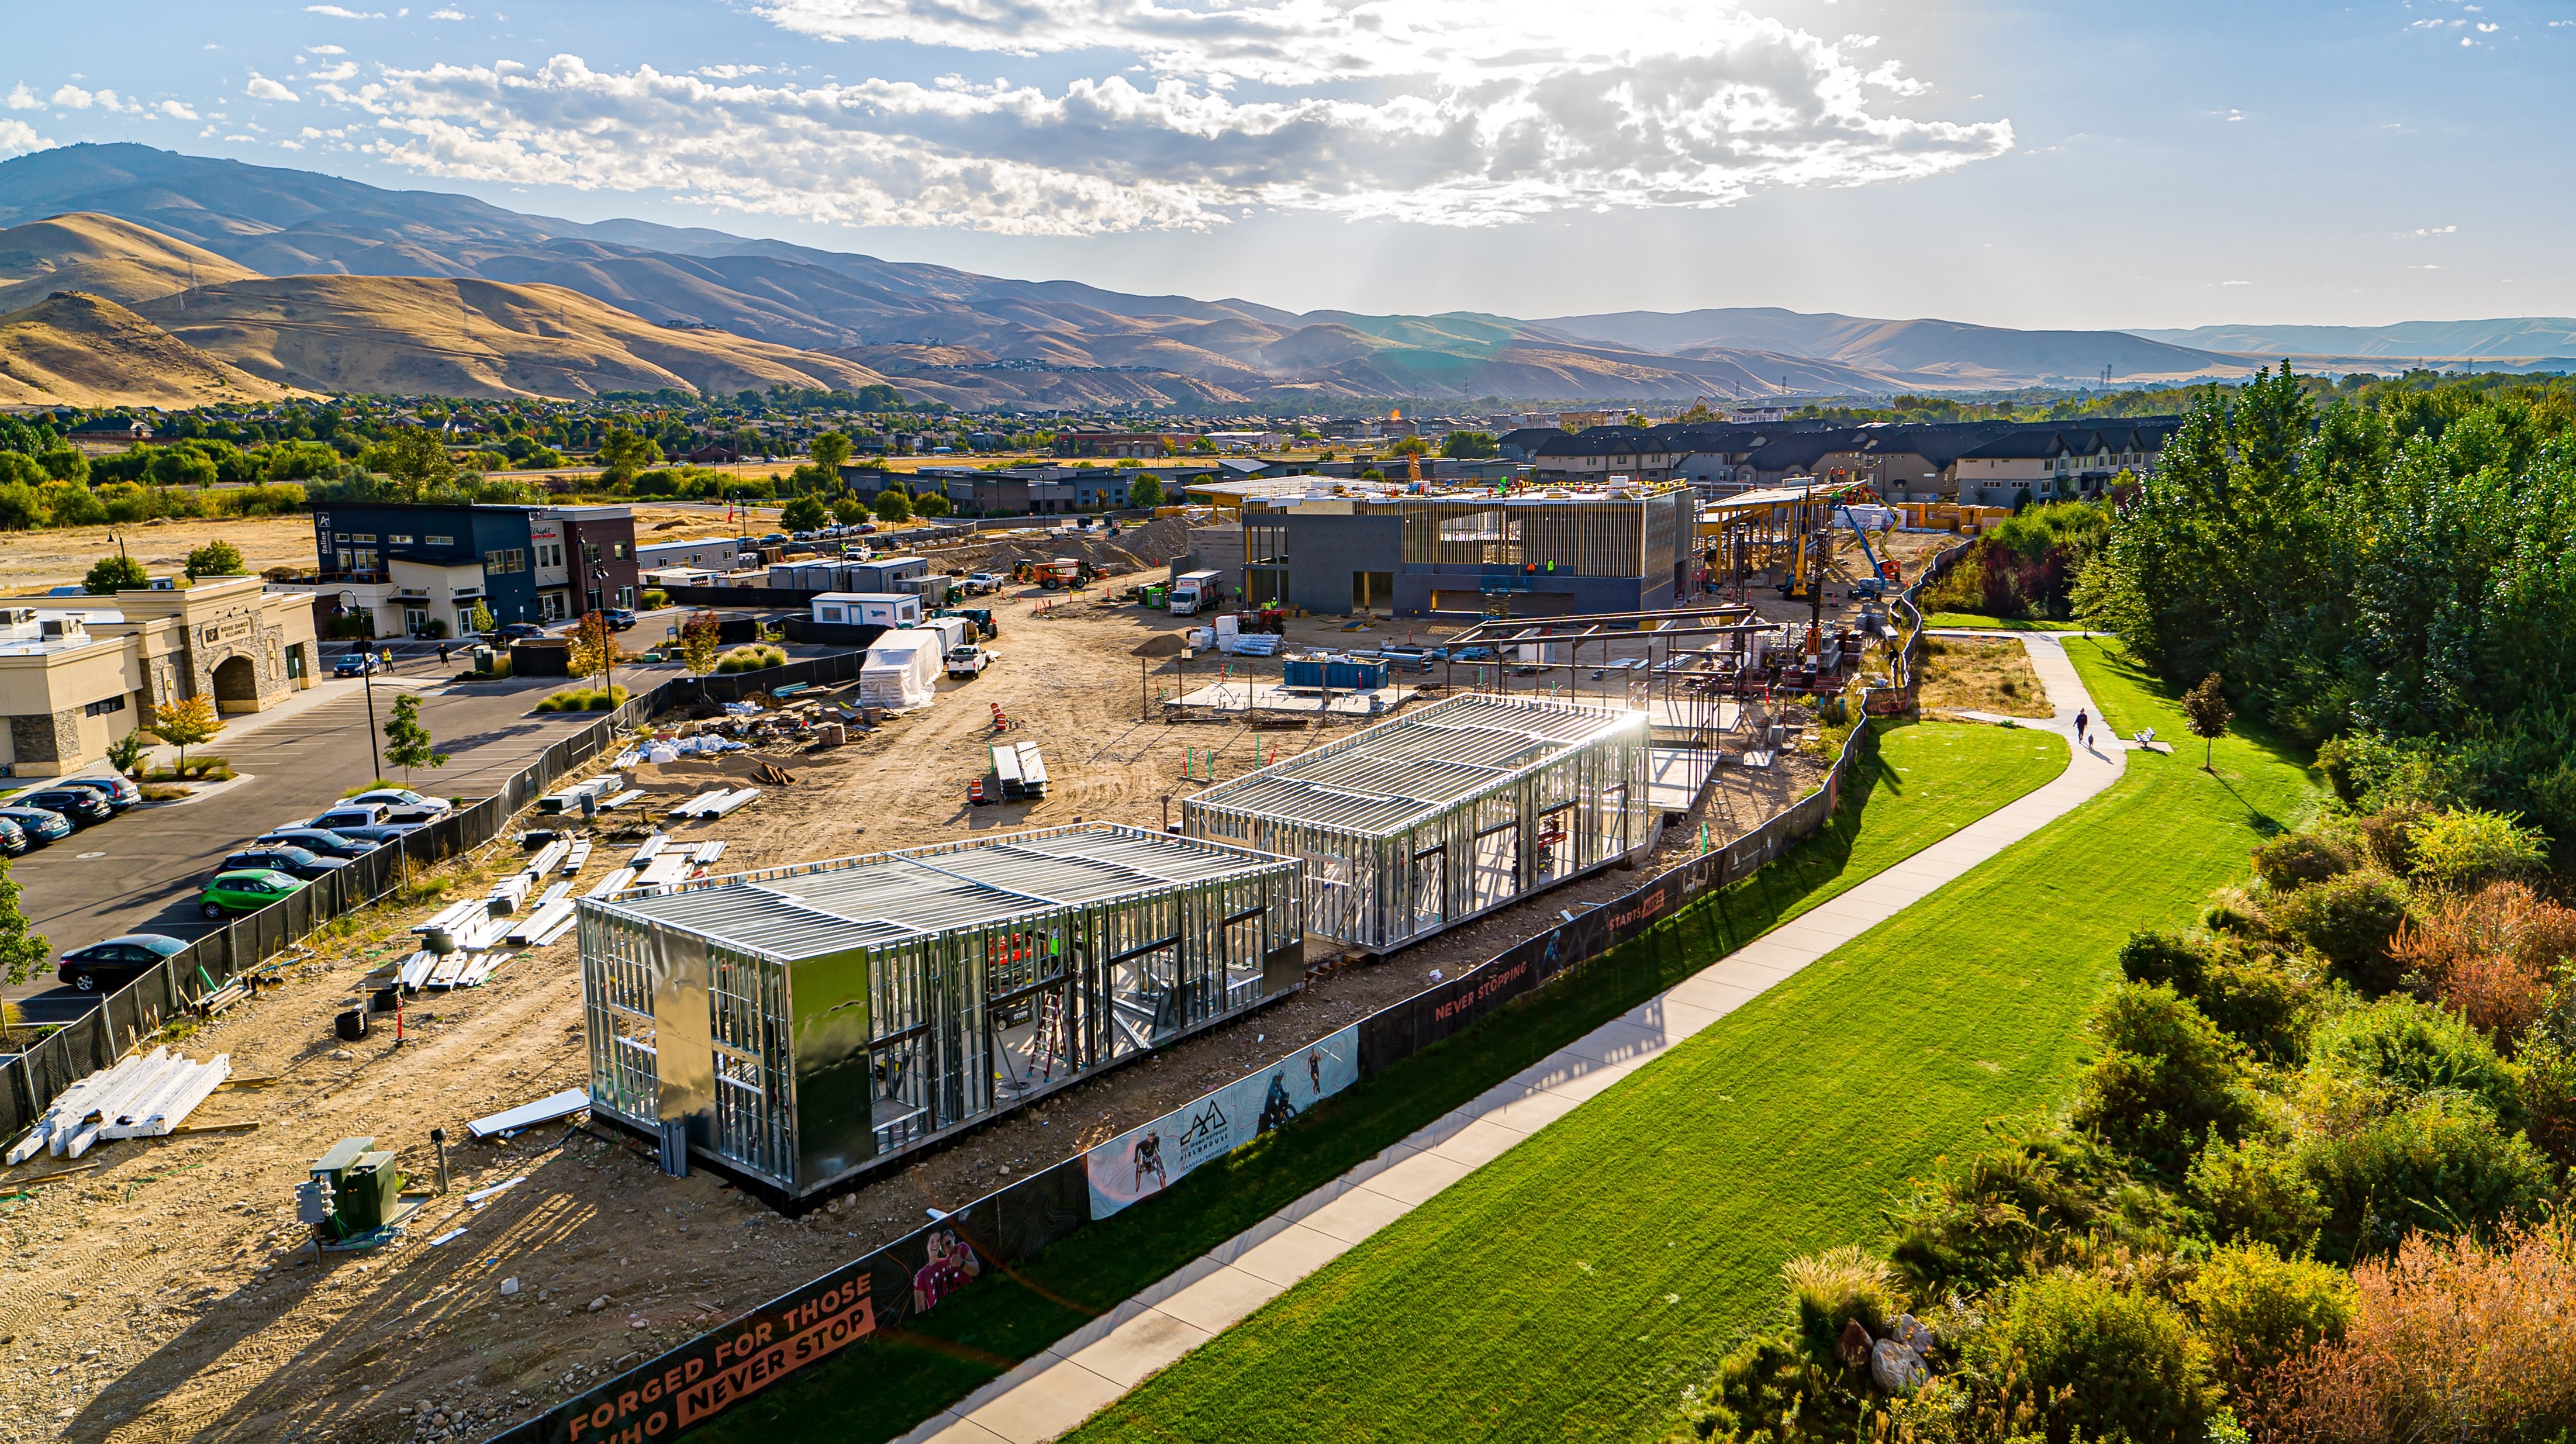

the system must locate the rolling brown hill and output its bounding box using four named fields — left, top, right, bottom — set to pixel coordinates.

left=0, top=212, right=258, bottom=313
left=0, top=291, right=297, bottom=407
left=129, top=275, right=896, bottom=400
